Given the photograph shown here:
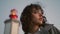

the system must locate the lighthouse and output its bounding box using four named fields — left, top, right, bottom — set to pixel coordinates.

left=4, top=9, right=20, bottom=34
